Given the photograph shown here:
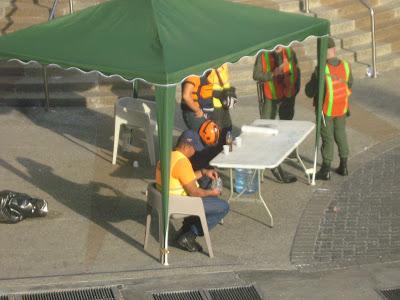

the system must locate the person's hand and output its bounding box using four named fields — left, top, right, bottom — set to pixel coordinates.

left=209, top=188, right=221, bottom=197
left=195, top=109, right=204, bottom=118
left=204, top=169, right=218, bottom=180
left=273, top=67, right=283, bottom=77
